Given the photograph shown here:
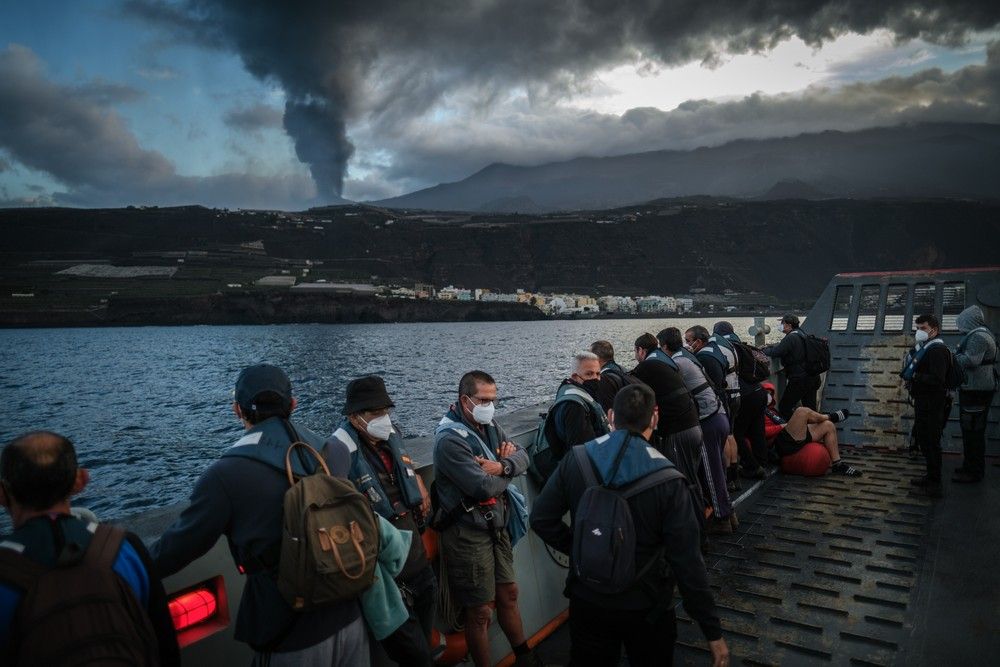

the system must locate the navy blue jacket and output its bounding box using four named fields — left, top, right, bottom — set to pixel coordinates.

left=151, top=417, right=359, bottom=652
